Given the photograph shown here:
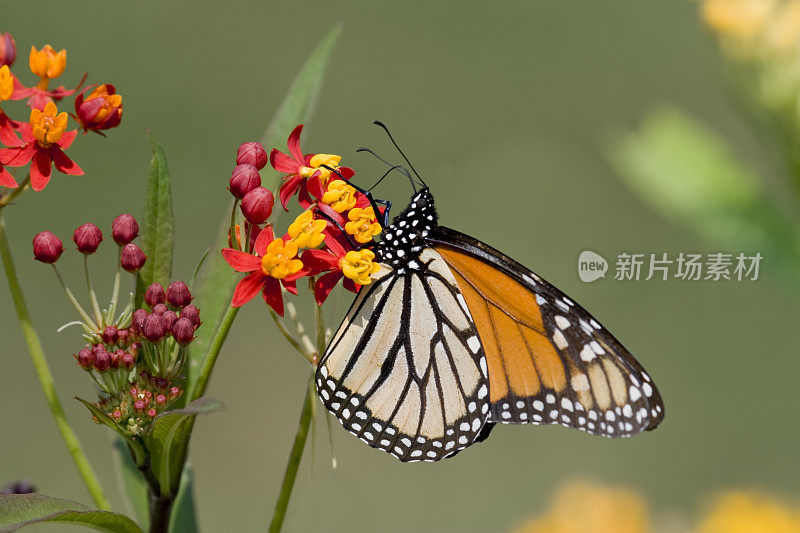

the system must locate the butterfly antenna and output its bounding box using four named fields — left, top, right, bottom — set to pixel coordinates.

left=372, top=121, right=428, bottom=188
left=321, top=165, right=393, bottom=228
left=355, top=147, right=418, bottom=193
